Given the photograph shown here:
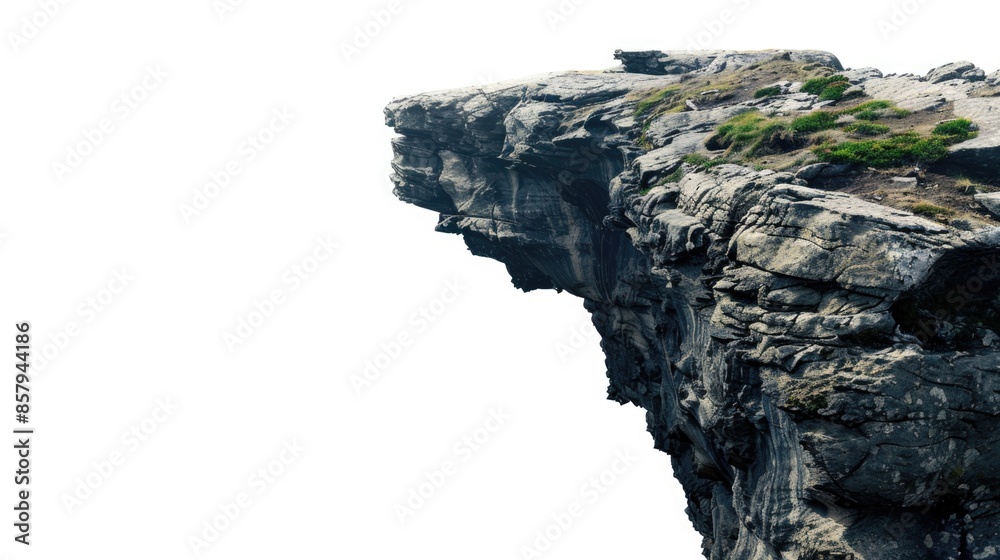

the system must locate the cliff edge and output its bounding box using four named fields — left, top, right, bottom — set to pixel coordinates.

left=385, top=50, right=1000, bottom=559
